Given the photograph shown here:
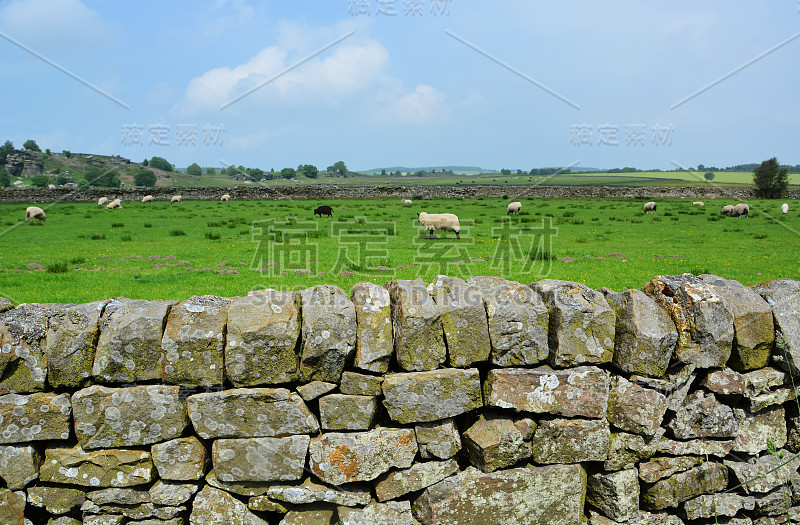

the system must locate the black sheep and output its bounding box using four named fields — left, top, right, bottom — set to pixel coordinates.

left=314, top=205, right=333, bottom=217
